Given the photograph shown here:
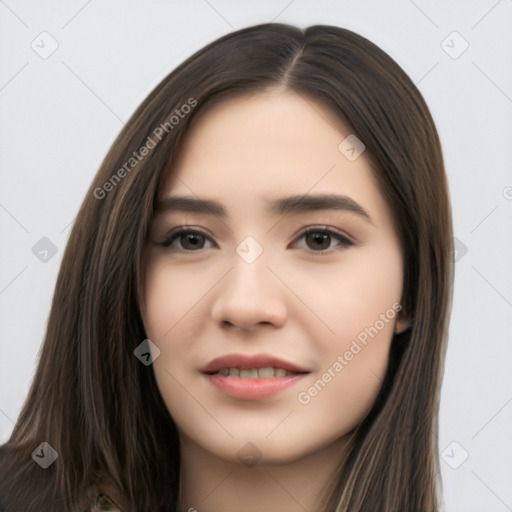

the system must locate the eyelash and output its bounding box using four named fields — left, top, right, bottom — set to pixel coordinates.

left=156, top=226, right=355, bottom=255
